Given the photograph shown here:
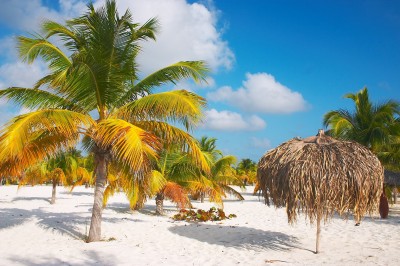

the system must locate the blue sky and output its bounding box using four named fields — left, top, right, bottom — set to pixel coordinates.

left=0, top=0, right=399, bottom=162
